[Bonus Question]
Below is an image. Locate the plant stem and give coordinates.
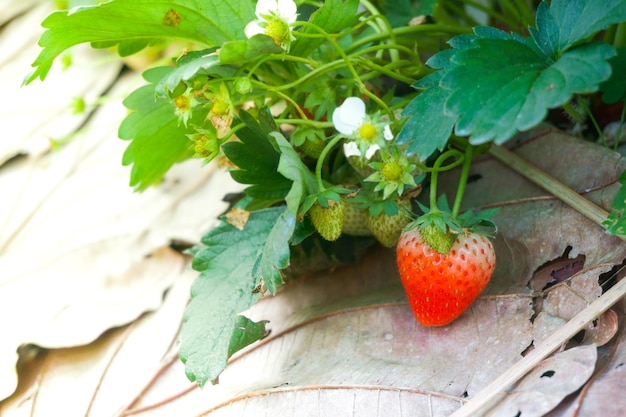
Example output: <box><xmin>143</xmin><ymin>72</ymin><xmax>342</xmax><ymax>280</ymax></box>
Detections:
<box><xmin>428</xmin><ymin>149</ymin><xmax>465</xmax><ymax>212</ymax></box>
<box><xmin>561</xmin><ymin>101</ymin><xmax>586</xmax><ymax>124</ymax></box>
<box><xmin>488</xmin><ymin>144</ymin><xmax>616</xmax><ymax>233</ymax></box>
<box><xmin>315</xmin><ymin>134</ymin><xmax>344</xmax><ymax>192</ymax></box>
<box><xmin>613</xmin><ymin>21</ymin><xmax>626</xmax><ymax>48</ymax></box>
<box><xmin>429</xmin><ymin>168</ymin><xmax>440</xmax><ymax>213</ymax></box>
<box><xmin>576</xmin><ymin>95</ymin><xmax>607</xmax><ymax>147</ymax></box>
<box><xmin>346</xmin><ymin>24</ymin><xmax>472</xmax><ymax>55</ymax></box>
<box><xmin>451</xmin><ymin>144</ymin><xmax>474</xmax><ymax>218</ymax></box>
<box><xmin>615</xmin><ymin>104</ymin><xmax>626</xmax><ymax>151</ymax></box>
<box><xmin>358</xmin><ymin>0</ymin><xmax>400</xmax><ymax>63</ymax></box>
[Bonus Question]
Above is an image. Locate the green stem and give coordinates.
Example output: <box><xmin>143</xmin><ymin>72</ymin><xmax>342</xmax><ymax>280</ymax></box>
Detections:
<box><xmin>297</xmin><ymin>21</ymin><xmax>395</xmax><ymax>121</ymax></box>
<box><xmin>429</xmin><ymin>168</ymin><xmax>440</xmax><ymax>213</ymax></box>
<box><xmin>315</xmin><ymin>134</ymin><xmax>344</xmax><ymax>192</ymax></box>
<box><xmin>421</xmin><ymin>150</ymin><xmax>465</xmax><ymax>173</ymax></box>
<box><xmin>511</xmin><ymin>0</ymin><xmax>535</xmax><ymax>28</ymax></box>
<box><xmin>452</xmin><ymin>144</ymin><xmax>474</xmax><ymax>218</ymax></box>
<box><xmin>439</xmin><ymin>0</ymin><xmax>481</xmax><ymax>27</ymax></box>
<box><xmin>358</xmin><ymin>59</ymin><xmax>416</xmax><ymax>85</ymax></box>
<box><xmin>613</xmin><ymin>21</ymin><xmax>626</xmax><ymax>48</ymax></box>
<box><xmin>562</xmin><ymin>101</ymin><xmax>586</xmax><ymax>124</ymax></box>
<box><xmin>575</xmin><ymin>95</ymin><xmax>607</xmax><ymax>147</ymax></box>
<box><xmin>428</xmin><ymin>149</ymin><xmax>465</xmax><ymax>211</ymax></box>
<box><xmin>274</xmin><ymin>118</ymin><xmax>333</xmax><ymax>129</ymax></box>
<box><xmin>495</xmin><ymin>0</ymin><xmax>531</xmax><ymax>31</ymax></box>
<box><xmin>346</xmin><ymin>24</ymin><xmax>472</xmax><ymax>55</ymax></box>
<box><xmin>358</xmin><ymin>0</ymin><xmax>400</xmax><ymax>63</ymax></box>
<box><xmin>615</xmin><ymin>104</ymin><xmax>626</xmax><ymax>151</ymax></box>
<box><xmin>217</xmin><ymin>122</ymin><xmax>246</xmax><ymax>145</ymax></box>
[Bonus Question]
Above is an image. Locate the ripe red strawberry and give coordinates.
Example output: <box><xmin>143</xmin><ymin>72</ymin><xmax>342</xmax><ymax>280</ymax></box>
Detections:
<box><xmin>396</xmin><ymin>225</ymin><xmax>496</xmax><ymax>326</ymax></box>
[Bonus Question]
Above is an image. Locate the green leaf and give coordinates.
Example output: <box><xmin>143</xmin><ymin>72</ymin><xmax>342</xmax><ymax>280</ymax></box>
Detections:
<box><xmin>154</xmin><ymin>48</ymin><xmax>235</xmax><ymax>96</ymax></box>
<box><xmin>396</xmin><ymin>82</ymin><xmax>457</xmax><ymax>159</ymax></box>
<box><xmin>228</xmin><ymin>316</ymin><xmax>269</xmax><ymax>358</ymax></box>
<box><xmin>378</xmin><ymin>0</ymin><xmax>437</xmax><ymax>27</ymax></box>
<box><xmin>180</xmin><ymin>206</ymin><xmax>291</xmax><ymax>386</ymax></box>
<box><xmin>291</xmin><ymin>0</ymin><xmax>360</xmax><ymax>57</ymax></box>
<box><xmin>601</xmin><ymin>47</ymin><xmax>626</xmax><ymax>104</ymax></box>
<box><xmin>219</xmin><ymin>35</ymin><xmax>284</xmax><ymax>65</ymax></box>
<box><xmin>25</xmin><ymin>0</ymin><xmax>255</xmax><ymax>83</ymax></box>
<box><xmin>399</xmin><ymin>2</ymin><xmax>626</xmax><ymax>156</ymax></box>
<box><xmin>222</xmin><ymin>112</ymin><xmax>292</xmax><ymax>202</ymax></box>
<box><xmin>119</xmin><ymin>66</ymin><xmax>204</xmax><ymax>190</ymax></box>
<box><xmin>269</xmin><ymin>132</ymin><xmax>319</xmax><ymax>215</ymax></box>
<box><xmin>251</xmin><ymin>208</ymin><xmax>296</xmax><ymax>293</ymax></box>
<box><xmin>443</xmin><ymin>27</ymin><xmax>615</xmax><ymax>144</ymax></box>
<box><xmin>396</xmin><ymin>49</ymin><xmax>459</xmax><ymax>158</ymax></box>
<box><xmin>529</xmin><ymin>0</ymin><xmax>626</xmax><ymax>59</ymax></box>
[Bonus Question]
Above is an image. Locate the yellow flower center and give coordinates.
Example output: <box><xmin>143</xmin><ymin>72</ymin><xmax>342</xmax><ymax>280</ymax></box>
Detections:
<box><xmin>194</xmin><ymin>134</ymin><xmax>210</xmax><ymax>157</ymax></box>
<box><xmin>381</xmin><ymin>161</ymin><xmax>403</xmax><ymax>182</ymax></box>
<box><xmin>265</xmin><ymin>17</ymin><xmax>290</xmax><ymax>47</ymax></box>
<box><xmin>358</xmin><ymin>123</ymin><xmax>377</xmax><ymax>142</ymax></box>
<box><xmin>211</xmin><ymin>99</ymin><xmax>230</xmax><ymax>116</ymax></box>
<box><xmin>193</xmin><ymin>134</ymin><xmax>218</xmax><ymax>158</ymax></box>
<box><xmin>174</xmin><ymin>94</ymin><xmax>191</xmax><ymax>112</ymax></box>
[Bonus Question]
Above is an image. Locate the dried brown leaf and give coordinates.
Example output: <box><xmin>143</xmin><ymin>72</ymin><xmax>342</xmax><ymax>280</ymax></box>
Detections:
<box><xmin>0</xmin><ymin>72</ymin><xmax>242</xmax><ymax>400</ymax></box>
<box><xmin>0</xmin><ymin>3</ymin><xmax>123</xmax><ymax>164</ymax></box>
<box><xmin>205</xmin><ymin>387</ymin><xmax>462</xmax><ymax>417</ymax></box>
<box><xmin>532</xmin><ymin>265</ymin><xmax>618</xmax><ymax>348</ymax></box>
<box><xmin>483</xmin><ymin>344</ymin><xmax>597</xmax><ymax>417</ymax></box>
<box><xmin>0</xmin><ymin>265</ymin><xmax>195</xmax><ymax>417</ymax></box>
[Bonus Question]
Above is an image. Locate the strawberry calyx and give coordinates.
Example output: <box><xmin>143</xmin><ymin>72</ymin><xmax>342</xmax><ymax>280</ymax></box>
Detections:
<box><xmin>419</xmin><ymin>222</ymin><xmax>456</xmax><ymax>254</ymax></box>
<box><xmin>403</xmin><ymin>195</ymin><xmax>499</xmax><ymax>254</ymax></box>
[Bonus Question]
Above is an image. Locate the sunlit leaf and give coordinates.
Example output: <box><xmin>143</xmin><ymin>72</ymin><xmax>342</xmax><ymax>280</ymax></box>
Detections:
<box><xmin>25</xmin><ymin>0</ymin><xmax>255</xmax><ymax>83</ymax></box>
<box><xmin>222</xmin><ymin>112</ymin><xmax>292</xmax><ymax>202</ymax></box>
<box><xmin>118</xmin><ymin>67</ymin><xmax>204</xmax><ymax>190</ymax></box>
<box><xmin>290</xmin><ymin>0</ymin><xmax>360</xmax><ymax>57</ymax></box>
<box><xmin>154</xmin><ymin>48</ymin><xmax>236</xmax><ymax>97</ymax></box>
<box><xmin>180</xmin><ymin>206</ymin><xmax>292</xmax><ymax>386</ymax></box>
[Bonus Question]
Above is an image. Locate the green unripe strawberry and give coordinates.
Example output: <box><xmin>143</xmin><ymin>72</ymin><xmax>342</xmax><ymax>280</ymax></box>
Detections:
<box><xmin>342</xmin><ymin>204</ymin><xmax>373</xmax><ymax>236</ymax></box>
<box><xmin>365</xmin><ymin>201</ymin><xmax>412</xmax><ymax>248</ymax></box>
<box><xmin>300</xmin><ymin>137</ymin><xmax>326</xmax><ymax>159</ymax></box>
<box><xmin>309</xmin><ymin>199</ymin><xmax>346</xmax><ymax>241</ymax></box>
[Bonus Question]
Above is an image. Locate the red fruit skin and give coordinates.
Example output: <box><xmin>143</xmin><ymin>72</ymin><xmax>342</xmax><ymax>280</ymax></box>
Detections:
<box><xmin>396</xmin><ymin>229</ymin><xmax>496</xmax><ymax>326</ymax></box>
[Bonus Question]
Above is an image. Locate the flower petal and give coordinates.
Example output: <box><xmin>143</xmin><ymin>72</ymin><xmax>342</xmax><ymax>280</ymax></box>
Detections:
<box><xmin>343</xmin><ymin>141</ymin><xmax>360</xmax><ymax>158</ymax></box>
<box><xmin>383</xmin><ymin>124</ymin><xmax>393</xmax><ymax>140</ymax></box>
<box><xmin>244</xmin><ymin>21</ymin><xmax>265</xmax><ymax>38</ymax></box>
<box><xmin>255</xmin><ymin>0</ymin><xmax>278</xmax><ymax>18</ymax></box>
<box><xmin>277</xmin><ymin>0</ymin><xmax>298</xmax><ymax>22</ymax></box>
<box><xmin>332</xmin><ymin>97</ymin><xmax>366</xmax><ymax>135</ymax></box>
<box><xmin>365</xmin><ymin>144</ymin><xmax>381</xmax><ymax>159</ymax></box>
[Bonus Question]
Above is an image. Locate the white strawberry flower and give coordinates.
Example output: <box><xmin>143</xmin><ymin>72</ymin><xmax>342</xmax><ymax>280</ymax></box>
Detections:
<box><xmin>332</xmin><ymin>96</ymin><xmax>393</xmax><ymax>160</ymax></box>
<box><xmin>244</xmin><ymin>0</ymin><xmax>298</xmax><ymax>51</ymax></box>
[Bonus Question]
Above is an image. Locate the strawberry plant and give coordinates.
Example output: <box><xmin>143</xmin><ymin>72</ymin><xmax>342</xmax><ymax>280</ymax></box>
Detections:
<box><xmin>25</xmin><ymin>0</ymin><xmax>626</xmax><ymax>395</ymax></box>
